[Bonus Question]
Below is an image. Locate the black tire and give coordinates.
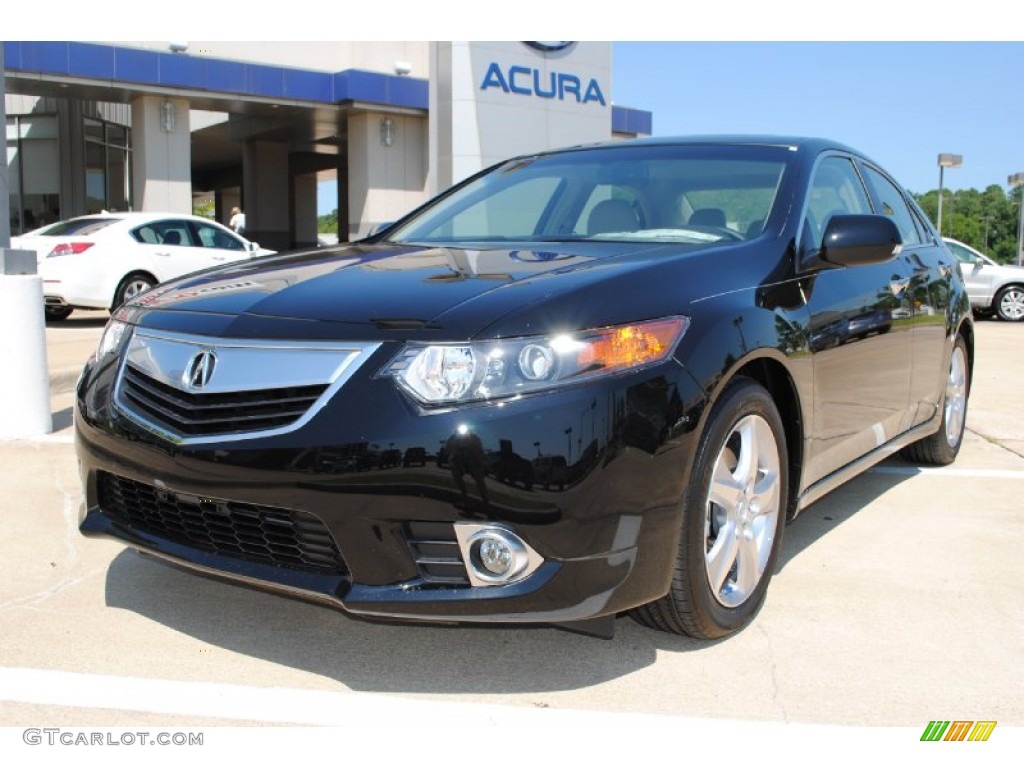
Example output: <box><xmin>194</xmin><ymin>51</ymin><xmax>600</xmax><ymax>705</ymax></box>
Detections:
<box><xmin>44</xmin><ymin>306</ymin><xmax>73</xmax><ymax>322</ymax></box>
<box><xmin>631</xmin><ymin>377</ymin><xmax>788</xmax><ymax>639</ymax></box>
<box><xmin>994</xmin><ymin>286</ymin><xmax>1024</xmax><ymax>322</ymax></box>
<box><xmin>900</xmin><ymin>335</ymin><xmax>969</xmax><ymax>466</ymax></box>
<box><xmin>113</xmin><ymin>273</ymin><xmax>156</xmax><ymax>309</ymax></box>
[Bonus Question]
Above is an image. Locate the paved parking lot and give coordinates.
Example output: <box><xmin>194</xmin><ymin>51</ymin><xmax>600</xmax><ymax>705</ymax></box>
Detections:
<box><xmin>2</xmin><ymin>314</ymin><xmax>1022</xmax><ymax>732</ymax></box>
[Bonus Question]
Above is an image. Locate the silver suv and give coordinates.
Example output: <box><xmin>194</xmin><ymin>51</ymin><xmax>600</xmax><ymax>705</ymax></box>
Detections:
<box><xmin>944</xmin><ymin>237</ymin><xmax>1024</xmax><ymax>321</ymax></box>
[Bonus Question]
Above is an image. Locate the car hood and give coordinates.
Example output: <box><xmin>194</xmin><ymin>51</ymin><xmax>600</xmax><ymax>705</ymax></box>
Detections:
<box><xmin>125</xmin><ymin>240</ymin><xmax>746</xmax><ymax>341</ymax></box>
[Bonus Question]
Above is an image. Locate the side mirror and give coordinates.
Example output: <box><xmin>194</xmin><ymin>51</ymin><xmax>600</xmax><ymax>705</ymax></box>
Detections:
<box><xmin>975</xmin><ymin>257</ymin><xmax>985</xmax><ymax>268</ymax></box>
<box><xmin>818</xmin><ymin>214</ymin><xmax>902</xmax><ymax>268</ymax></box>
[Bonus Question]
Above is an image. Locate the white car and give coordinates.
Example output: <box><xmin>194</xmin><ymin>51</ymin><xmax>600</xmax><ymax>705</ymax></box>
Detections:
<box><xmin>12</xmin><ymin>212</ymin><xmax>274</xmax><ymax>321</ymax></box>
<box><xmin>943</xmin><ymin>237</ymin><xmax>1024</xmax><ymax>321</ymax></box>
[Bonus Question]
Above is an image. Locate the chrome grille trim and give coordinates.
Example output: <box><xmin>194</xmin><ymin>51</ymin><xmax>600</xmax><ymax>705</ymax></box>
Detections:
<box><xmin>113</xmin><ymin>329</ymin><xmax>381</xmax><ymax>444</ymax></box>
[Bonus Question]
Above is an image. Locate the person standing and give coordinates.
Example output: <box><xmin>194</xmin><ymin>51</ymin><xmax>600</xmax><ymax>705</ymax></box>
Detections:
<box><xmin>229</xmin><ymin>206</ymin><xmax>246</xmax><ymax>235</ymax></box>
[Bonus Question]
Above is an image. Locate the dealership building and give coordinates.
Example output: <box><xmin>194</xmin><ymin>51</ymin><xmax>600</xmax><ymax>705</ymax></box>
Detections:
<box><xmin>3</xmin><ymin>41</ymin><xmax>651</xmax><ymax>250</ymax></box>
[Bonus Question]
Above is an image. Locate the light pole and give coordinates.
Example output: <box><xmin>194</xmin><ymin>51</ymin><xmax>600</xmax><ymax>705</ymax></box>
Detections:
<box><xmin>1010</xmin><ymin>173</ymin><xmax>1024</xmax><ymax>267</ymax></box>
<box><xmin>937</xmin><ymin>153</ymin><xmax>963</xmax><ymax>236</ymax></box>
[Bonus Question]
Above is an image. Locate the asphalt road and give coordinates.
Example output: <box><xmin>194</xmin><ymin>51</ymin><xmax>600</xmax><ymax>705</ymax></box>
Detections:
<box><xmin>2</xmin><ymin>314</ymin><xmax>1022</xmax><ymax>738</ymax></box>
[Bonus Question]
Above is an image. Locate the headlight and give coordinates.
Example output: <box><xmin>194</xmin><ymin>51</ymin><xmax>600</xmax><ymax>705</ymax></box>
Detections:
<box><xmin>383</xmin><ymin>317</ymin><xmax>689</xmax><ymax>405</ymax></box>
<box><xmin>95</xmin><ymin>318</ymin><xmax>132</xmax><ymax>360</ymax></box>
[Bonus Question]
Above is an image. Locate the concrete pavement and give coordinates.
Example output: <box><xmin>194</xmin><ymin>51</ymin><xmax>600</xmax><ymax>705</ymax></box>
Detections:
<box><xmin>1</xmin><ymin>318</ymin><xmax>1021</xmax><ymax>729</ymax></box>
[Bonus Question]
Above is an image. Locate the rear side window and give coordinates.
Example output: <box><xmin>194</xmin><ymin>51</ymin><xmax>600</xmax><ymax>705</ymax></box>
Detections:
<box><xmin>37</xmin><ymin>217</ymin><xmax>120</xmax><ymax>237</ymax></box>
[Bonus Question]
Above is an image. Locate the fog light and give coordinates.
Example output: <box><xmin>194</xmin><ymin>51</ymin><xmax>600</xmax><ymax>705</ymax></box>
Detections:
<box><xmin>478</xmin><ymin>537</ymin><xmax>514</xmax><ymax>576</ymax></box>
<box><xmin>454</xmin><ymin>524</ymin><xmax>544</xmax><ymax>587</ymax></box>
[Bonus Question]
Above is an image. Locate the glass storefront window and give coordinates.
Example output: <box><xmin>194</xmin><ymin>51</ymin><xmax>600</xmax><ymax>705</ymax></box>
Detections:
<box><xmin>83</xmin><ymin>116</ymin><xmax>132</xmax><ymax>214</ymax></box>
<box><xmin>7</xmin><ymin>115</ymin><xmax>61</xmax><ymax>234</ymax></box>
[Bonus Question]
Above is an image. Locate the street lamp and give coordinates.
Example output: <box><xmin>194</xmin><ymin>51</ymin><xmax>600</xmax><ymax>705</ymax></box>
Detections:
<box><xmin>937</xmin><ymin>153</ymin><xmax>963</xmax><ymax>236</ymax></box>
<box><xmin>1010</xmin><ymin>172</ymin><xmax>1024</xmax><ymax>267</ymax></box>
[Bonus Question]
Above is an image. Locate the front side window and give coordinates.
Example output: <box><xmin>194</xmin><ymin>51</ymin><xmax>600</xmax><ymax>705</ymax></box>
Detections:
<box><xmin>191</xmin><ymin>221</ymin><xmax>245</xmax><ymax>250</ymax></box>
<box><xmin>945</xmin><ymin>239</ymin><xmax>985</xmax><ymax>265</ymax></box>
<box><xmin>133</xmin><ymin>220</ymin><xmax>195</xmax><ymax>247</ymax></box>
<box><xmin>388</xmin><ymin>145</ymin><xmax>791</xmax><ymax>246</ymax></box>
<box><xmin>803</xmin><ymin>156</ymin><xmax>872</xmax><ymax>247</ymax></box>
<box><xmin>861</xmin><ymin>165</ymin><xmax>921</xmax><ymax>246</ymax></box>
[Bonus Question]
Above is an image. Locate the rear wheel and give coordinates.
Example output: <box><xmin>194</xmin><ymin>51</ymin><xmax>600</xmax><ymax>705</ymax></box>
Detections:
<box><xmin>44</xmin><ymin>306</ymin><xmax>73</xmax><ymax>322</ymax></box>
<box><xmin>995</xmin><ymin>286</ymin><xmax>1024</xmax><ymax>322</ymax></box>
<box><xmin>113</xmin><ymin>273</ymin><xmax>156</xmax><ymax>309</ymax></box>
<box><xmin>631</xmin><ymin>378</ymin><xmax>787</xmax><ymax>639</ymax></box>
<box><xmin>901</xmin><ymin>335</ymin><xmax>969</xmax><ymax>465</ymax></box>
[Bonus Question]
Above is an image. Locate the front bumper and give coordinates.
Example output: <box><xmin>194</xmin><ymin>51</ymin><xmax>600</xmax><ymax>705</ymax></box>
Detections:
<box><xmin>76</xmin><ymin>344</ymin><xmax>706</xmax><ymax>627</ymax></box>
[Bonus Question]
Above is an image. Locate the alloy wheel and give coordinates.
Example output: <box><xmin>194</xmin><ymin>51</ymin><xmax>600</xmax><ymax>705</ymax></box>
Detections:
<box><xmin>998</xmin><ymin>288</ymin><xmax>1024</xmax><ymax>321</ymax></box>
<box><xmin>704</xmin><ymin>414</ymin><xmax>782</xmax><ymax>608</ymax></box>
<box><xmin>945</xmin><ymin>344</ymin><xmax>968</xmax><ymax>448</ymax></box>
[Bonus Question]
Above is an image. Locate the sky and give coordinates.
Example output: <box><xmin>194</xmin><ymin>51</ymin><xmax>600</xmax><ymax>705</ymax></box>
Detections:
<box><xmin>611</xmin><ymin>42</ymin><xmax>1022</xmax><ymax>196</ymax></box>
<box><xmin>316</xmin><ymin>40</ymin><xmax>1021</xmax><ymax>215</ymax></box>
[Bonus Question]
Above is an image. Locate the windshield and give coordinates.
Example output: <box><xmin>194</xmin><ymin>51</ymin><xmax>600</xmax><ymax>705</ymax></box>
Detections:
<box><xmin>389</xmin><ymin>144</ymin><xmax>792</xmax><ymax>246</ymax></box>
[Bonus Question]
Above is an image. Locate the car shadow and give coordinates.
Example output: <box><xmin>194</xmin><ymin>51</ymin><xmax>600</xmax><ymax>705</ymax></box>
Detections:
<box><xmin>103</xmin><ymin>552</ymin><xmax>715</xmax><ymax>695</ymax></box>
<box><xmin>776</xmin><ymin>458</ymin><xmax>917</xmax><ymax>571</ymax></box>
<box><xmin>100</xmin><ymin>457</ymin><xmax>918</xmax><ymax>694</ymax></box>
<box><xmin>51</xmin><ymin>406</ymin><xmax>73</xmax><ymax>432</ymax></box>
<box><xmin>47</xmin><ymin>317</ymin><xmax>108</xmax><ymax>328</ymax></box>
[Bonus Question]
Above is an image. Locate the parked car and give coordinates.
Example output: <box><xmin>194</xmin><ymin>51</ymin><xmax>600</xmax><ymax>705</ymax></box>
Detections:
<box><xmin>12</xmin><ymin>212</ymin><xmax>273</xmax><ymax>321</ymax></box>
<box><xmin>76</xmin><ymin>137</ymin><xmax>973</xmax><ymax>640</ymax></box>
<box><xmin>943</xmin><ymin>237</ymin><xmax>1024</xmax><ymax>321</ymax></box>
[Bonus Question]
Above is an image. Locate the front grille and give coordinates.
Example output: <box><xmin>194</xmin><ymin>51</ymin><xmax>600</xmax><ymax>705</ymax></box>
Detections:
<box><xmin>119</xmin><ymin>364</ymin><xmax>327</xmax><ymax>437</ymax></box>
<box><xmin>406</xmin><ymin>521</ymin><xmax>469</xmax><ymax>585</ymax></box>
<box><xmin>99</xmin><ymin>472</ymin><xmax>346</xmax><ymax>574</ymax></box>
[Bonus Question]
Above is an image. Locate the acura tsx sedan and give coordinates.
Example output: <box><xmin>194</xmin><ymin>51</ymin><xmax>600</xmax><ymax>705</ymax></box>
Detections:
<box><xmin>76</xmin><ymin>137</ymin><xmax>973</xmax><ymax>640</ymax></box>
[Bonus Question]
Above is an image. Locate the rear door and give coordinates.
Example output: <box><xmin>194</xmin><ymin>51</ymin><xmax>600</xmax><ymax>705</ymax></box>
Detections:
<box><xmin>859</xmin><ymin>164</ymin><xmax>951</xmax><ymax>430</ymax></box>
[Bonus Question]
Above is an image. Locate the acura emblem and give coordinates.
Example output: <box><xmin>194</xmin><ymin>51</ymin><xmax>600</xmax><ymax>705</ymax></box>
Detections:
<box><xmin>183</xmin><ymin>350</ymin><xmax>217</xmax><ymax>390</ymax></box>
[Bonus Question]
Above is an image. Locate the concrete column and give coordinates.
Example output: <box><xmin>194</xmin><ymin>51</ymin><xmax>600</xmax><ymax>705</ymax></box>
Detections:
<box><xmin>131</xmin><ymin>95</ymin><xmax>192</xmax><ymax>212</ymax></box>
<box><xmin>1</xmin><ymin>47</ymin><xmax>52</xmax><ymax>436</ymax></box>
<box><xmin>293</xmin><ymin>173</ymin><xmax>318</xmax><ymax>249</ymax></box>
<box><xmin>347</xmin><ymin>112</ymin><xmax>428</xmax><ymax>240</ymax></box>
<box><xmin>242</xmin><ymin>141</ymin><xmax>289</xmax><ymax>251</ymax></box>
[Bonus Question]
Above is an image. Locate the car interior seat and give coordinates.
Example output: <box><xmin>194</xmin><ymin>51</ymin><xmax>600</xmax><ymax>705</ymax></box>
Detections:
<box><xmin>688</xmin><ymin>208</ymin><xmax>727</xmax><ymax>228</ymax></box>
<box><xmin>586</xmin><ymin>199</ymin><xmax>639</xmax><ymax>236</ymax></box>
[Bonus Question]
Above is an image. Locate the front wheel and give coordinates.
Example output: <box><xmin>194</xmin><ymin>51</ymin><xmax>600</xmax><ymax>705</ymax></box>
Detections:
<box><xmin>995</xmin><ymin>286</ymin><xmax>1024</xmax><ymax>322</ymax></box>
<box><xmin>631</xmin><ymin>378</ymin><xmax>787</xmax><ymax>639</ymax></box>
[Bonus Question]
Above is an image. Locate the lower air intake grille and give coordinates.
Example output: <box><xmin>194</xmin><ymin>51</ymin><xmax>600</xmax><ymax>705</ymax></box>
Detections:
<box><xmin>406</xmin><ymin>521</ymin><xmax>469</xmax><ymax>585</ymax></box>
<box><xmin>98</xmin><ymin>472</ymin><xmax>345</xmax><ymax>574</ymax></box>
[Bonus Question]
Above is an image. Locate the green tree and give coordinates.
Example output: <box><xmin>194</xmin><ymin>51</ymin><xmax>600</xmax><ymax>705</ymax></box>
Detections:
<box><xmin>913</xmin><ymin>184</ymin><xmax>1021</xmax><ymax>264</ymax></box>
<box><xmin>317</xmin><ymin>209</ymin><xmax>338</xmax><ymax>234</ymax></box>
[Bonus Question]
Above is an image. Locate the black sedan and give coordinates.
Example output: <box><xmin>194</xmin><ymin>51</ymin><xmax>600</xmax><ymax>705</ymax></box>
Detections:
<box><xmin>76</xmin><ymin>137</ymin><xmax>973</xmax><ymax>640</ymax></box>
